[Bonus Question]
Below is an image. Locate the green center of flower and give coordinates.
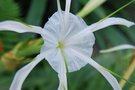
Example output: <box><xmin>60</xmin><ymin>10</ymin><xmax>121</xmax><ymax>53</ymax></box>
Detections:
<box><xmin>58</xmin><ymin>41</ymin><xmax>64</xmax><ymax>49</ymax></box>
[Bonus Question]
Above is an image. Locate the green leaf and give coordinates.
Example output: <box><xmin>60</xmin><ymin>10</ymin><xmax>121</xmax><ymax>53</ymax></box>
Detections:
<box><xmin>0</xmin><ymin>0</ymin><xmax>20</xmax><ymax>20</ymax></box>
<box><xmin>25</xmin><ymin>0</ymin><xmax>47</xmax><ymax>25</ymax></box>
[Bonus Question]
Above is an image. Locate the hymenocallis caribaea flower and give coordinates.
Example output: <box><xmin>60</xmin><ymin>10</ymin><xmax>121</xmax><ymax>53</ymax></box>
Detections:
<box><xmin>0</xmin><ymin>0</ymin><xmax>135</xmax><ymax>90</ymax></box>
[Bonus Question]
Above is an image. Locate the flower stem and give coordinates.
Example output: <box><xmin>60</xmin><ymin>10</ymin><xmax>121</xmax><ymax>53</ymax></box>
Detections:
<box><xmin>77</xmin><ymin>0</ymin><xmax>106</xmax><ymax>18</ymax></box>
<box><xmin>119</xmin><ymin>57</ymin><xmax>135</xmax><ymax>88</ymax></box>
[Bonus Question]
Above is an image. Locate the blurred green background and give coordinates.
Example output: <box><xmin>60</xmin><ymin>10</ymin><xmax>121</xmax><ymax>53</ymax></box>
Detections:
<box><xmin>0</xmin><ymin>0</ymin><xmax>135</xmax><ymax>90</ymax></box>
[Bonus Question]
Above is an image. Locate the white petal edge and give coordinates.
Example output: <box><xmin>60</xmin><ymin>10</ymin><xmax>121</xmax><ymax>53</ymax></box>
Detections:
<box><xmin>68</xmin><ymin>17</ymin><xmax>135</xmax><ymax>41</ymax></box>
<box><xmin>100</xmin><ymin>44</ymin><xmax>135</xmax><ymax>53</ymax></box>
<box><xmin>9</xmin><ymin>49</ymin><xmax>54</xmax><ymax>90</ymax></box>
<box><xmin>0</xmin><ymin>21</ymin><xmax>45</xmax><ymax>34</ymax></box>
<box><xmin>70</xmin><ymin>48</ymin><xmax>122</xmax><ymax>90</ymax></box>
<box><xmin>57</xmin><ymin>50</ymin><xmax>67</xmax><ymax>90</ymax></box>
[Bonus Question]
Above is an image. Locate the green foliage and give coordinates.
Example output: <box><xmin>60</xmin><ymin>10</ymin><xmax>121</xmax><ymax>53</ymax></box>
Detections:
<box><xmin>0</xmin><ymin>0</ymin><xmax>21</xmax><ymax>53</ymax></box>
<box><xmin>79</xmin><ymin>0</ymin><xmax>89</xmax><ymax>5</ymax></box>
<box><xmin>0</xmin><ymin>0</ymin><xmax>20</xmax><ymax>20</ymax></box>
<box><xmin>0</xmin><ymin>31</ymin><xmax>21</xmax><ymax>52</ymax></box>
<box><xmin>25</xmin><ymin>0</ymin><xmax>47</xmax><ymax>25</ymax></box>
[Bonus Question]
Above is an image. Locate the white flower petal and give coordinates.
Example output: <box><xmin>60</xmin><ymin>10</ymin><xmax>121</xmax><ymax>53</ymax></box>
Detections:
<box><xmin>41</xmin><ymin>47</ymin><xmax>59</xmax><ymax>72</ymax></box>
<box><xmin>63</xmin><ymin>48</ymin><xmax>87</xmax><ymax>72</ymax></box>
<box><xmin>44</xmin><ymin>11</ymin><xmax>88</xmax><ymax>41</ymax></box>
<box><xmin>0</xmin><ymin>21</ymin><xmax>56</xmax><ymax>43</ymax></box>
<box><xmin>100</xmin><ymin>44</ymin><xmax>135</xmax><ymax>53</ymax></box>
<box><xmin>57</xmin><ymin>0</ymin><xmax>63</xmax><ymax>22</ymax></box>
<box><xmin>42</xmin><ymin>48</ymin><xmax>67</xmax><ymax>90</ymax></box>
<box><xmin>9</xmin><ymin>53</ymin><xmax>45</xmax><ymax>90</ymax></box>
<box><xmin>64</xmin><ymin>0</ymin><xmax>71</xmax><ymax>26</ymax></box>
<box><xmin>65</xmin><ymin>0</ymin><xmax>71</xmax><ymax>15</ymax></box>
<box><xmin>9</xmin><ymin>48</ymin><xmax>55</xmax><ymax>90</ymax></box>
<box><xmin>65</xmin><ymin>29</ymin><xmax>95</xmax><ymax>59</ymax></box>
<box><xmin>63</xmin><ymin>15</ymin><xmax>88</xmax><ymax>40</ymax></box>
<box><xmin>68</xmin><ymin>17</ymin><xmax>134</xmax><ymax>40</ymax></box>
<box><xmin>0</xmin><ymin>21</ymin><xmax>45</xmax><ymax>34</ymax></box>
<box><xmin>58</xmin><ymin>65</ymin><xmax>67</xmax><ymax>90</ymax></box>
<box><xmin>70</xmin><ymin>48</ymin><xmax>121</xmax><ymax>90</ymax></box>
<box><xmin>63</xmin><ymin>30</ymin><xmax>95</xmax><ymax>72</ymax></box>
<box><xmin>58</xmin><ymin>50</ymin><xmax>67</xmax><ymax>90</ymax></box>
<box><xmin>57</xmin><ymin>0</ymin><xmax>62</xmax><ymax>12</ymax></box>
<box><xmin>41</xmin><ymin>30</ymin><xmax>59</xmax><ymax>45</ymax></box>
<box><xmin>43</xmin><ymin>47</ymin><xmax>60</xmax><ymax>72</ymax></box>
<box><xmin>86</xmin><ymin>17</ymin><xmax>135</xmax><ymax>32</ymax></box>
<box><xmin>44</xmin><ymin>12</ymin><xmax>63</xmax><ymax>40</ymax></box>
<box><xmin>44</xmin><ymin>11</ymin><xmax>95</xmax><ymax>72</ymax></box>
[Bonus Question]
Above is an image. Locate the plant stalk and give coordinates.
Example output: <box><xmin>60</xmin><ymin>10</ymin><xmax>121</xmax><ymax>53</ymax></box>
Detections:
<box><xmin>119</xmin><ymin>57</ymin><xmax>135</xmax><ymax>88</ymax></box>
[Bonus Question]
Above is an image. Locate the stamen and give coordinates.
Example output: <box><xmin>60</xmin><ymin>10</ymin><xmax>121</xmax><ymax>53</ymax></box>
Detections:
<box><xmin>58</xmin><ymin>42</ymin><xmax>64</xmax><ymax>48</ymax></box>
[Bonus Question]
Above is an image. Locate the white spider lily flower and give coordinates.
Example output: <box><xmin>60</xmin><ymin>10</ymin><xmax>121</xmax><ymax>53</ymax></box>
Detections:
<box><xmin>100</xmin><ymin>44</ymin><xmax>135</xmax><ymax>53</ymax></box>
<box><xmin>0</xmin><ymin>0</ymin><xmax>135</xmax><ymax>90</ymax></box>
